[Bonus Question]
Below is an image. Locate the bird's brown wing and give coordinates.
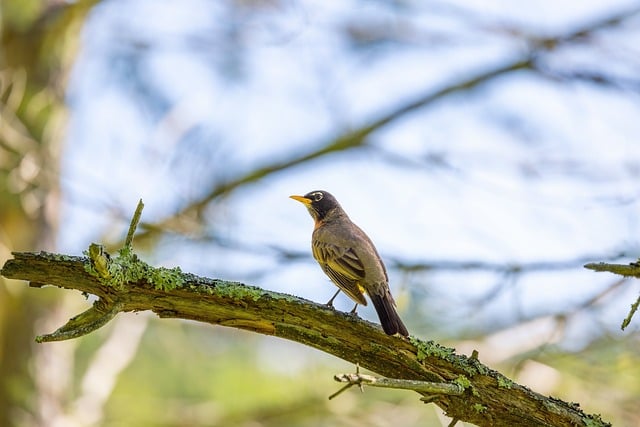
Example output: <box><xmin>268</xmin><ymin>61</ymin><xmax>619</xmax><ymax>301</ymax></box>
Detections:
<box><xmin>312</xmin><ymin>240</ymin><xmax>368</xmax><ymax>305</ymax></box>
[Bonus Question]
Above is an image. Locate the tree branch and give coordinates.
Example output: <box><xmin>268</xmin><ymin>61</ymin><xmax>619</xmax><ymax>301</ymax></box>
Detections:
<box><xmin>584</xmin><ymin>261</ymin><xmax>640</xmax><ymax>330</ymax></box>
<box><xmin>583</xmin><ymin>262</ymin><xmax>640</xmax><ymax>278</ymax></box>
<box><xmin>1</xmin><ymin>251</ymin><xmax>610</xmax><ymax>427</ymax></box>
<box><xmin>331</xmin><ymin>368</ymin><xmax>465</xmax><ymax>398</ymax></box>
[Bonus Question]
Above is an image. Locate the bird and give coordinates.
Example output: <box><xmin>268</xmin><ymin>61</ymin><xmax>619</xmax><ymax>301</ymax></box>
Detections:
<box><xmin>290</xmin><ymin>190</ymin><xmax>409</xmax><ymax>337</ymax></box>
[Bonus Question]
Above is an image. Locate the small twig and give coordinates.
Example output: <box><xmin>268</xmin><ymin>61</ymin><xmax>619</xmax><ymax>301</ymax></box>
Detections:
<box><xmin>328</xmin><ymin>383</ymin><xmax>356</xmax><ymax>400</ymax></box>
<box><xmin>124</xmin><ymin>199</ymin><xmax>145</xmax><ymax>249</ymax></box>
<box><xmin>621</xmin><ymin>294</ymin><xmax>640</xmax><ymax>330</ymax></box>
<box><xmin>331</xmin><ymin>367</ymin><xmax>464</xmax><ymax>399</ymax></box>
<box><xmin>36</xmin><ymin>300</ymin><xmax>124</xmax><ymax>342</ymax></box>
<box><xmin>329</xmin><ymin>363</ymin><xmax>362</xmax><ymax>400</ymax></box>
<box><xmin>583</xmin><ymin>262</ymin><xmax>640</xmax><ymax>278</ymax></box>
<box><xmin>88</xmin><ymin>243</ymin><xmax>111</xmax><ymax>279</ymax></box>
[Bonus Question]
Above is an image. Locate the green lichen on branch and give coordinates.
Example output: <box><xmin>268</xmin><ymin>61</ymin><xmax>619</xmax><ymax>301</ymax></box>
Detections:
<box><xmin>408</xmin><ymin>337</ymin><xmax>492</xmax><ymax>378</ymax></box>
<box><xmin>410</xmin><ymin>337</ymin><xmax>456</xmax><ymax>362</ymax></box>
<box><xmin>84</xmin><ymin>244</ymin><xmax>183</xmax><ymax>291</ymax></box>
<box><xmin>584</xmin><ymin>413</ymin><xmax>609</xmax><ymax>427</ymax></box>
<box><xmin>453</xmin><ymin>375</ymin><xmax>479</xmax><ymax>397</ymax></box>
<box><xmin>82</xmin><ymin>199</ymin><xmax>183</xmax><ymax>292</ymax></box>
<box><xmin>213</xmin><ymin>280</ymin><xmax>268</xmax><ymax>301</ymax></box>
<box><xmin>497</xmin><ymin>375</ymin><xmax>514</xmax><ymax>389</ymax></box>
<box><xmin>472</xmin><ymin>403</ymin><xmax>488</xmax><ymax>414</ymax></box>
<box><xmin>454</xmin><ymin>375</ymin><xmax>472</xmax><ymax>390</ymax></box>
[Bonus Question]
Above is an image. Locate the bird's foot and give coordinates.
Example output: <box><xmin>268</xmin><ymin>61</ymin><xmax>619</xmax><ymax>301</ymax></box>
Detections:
<box><xmin>325</xmin><ymin>289</ymin><xmax>341</xmax><ymax>308</ymax></box>
<box><xmin>349</xmin><ymin>304</ymin><xmax>358</xmax><ymax>316</ymax></box>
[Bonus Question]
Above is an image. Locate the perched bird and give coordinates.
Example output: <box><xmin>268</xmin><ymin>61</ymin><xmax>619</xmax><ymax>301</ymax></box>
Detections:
<box><xmin>290</xmin><ymin>190</ymin><xmax>409</xmax><ymax>337</ymax></box>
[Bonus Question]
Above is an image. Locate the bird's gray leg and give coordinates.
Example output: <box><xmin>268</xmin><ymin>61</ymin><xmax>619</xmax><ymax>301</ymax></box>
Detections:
<box><xmin>349</xmin><ymin>303</ymin><xmax>358</xmax><ymax>315</ymax></box>
<box><xmin>326</xmin><ymin>289</ymin><xmax>341</xmax><ymax>307</ymax></box>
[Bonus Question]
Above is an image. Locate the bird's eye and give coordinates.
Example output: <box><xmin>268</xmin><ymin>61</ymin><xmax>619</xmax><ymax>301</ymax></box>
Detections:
<box><xmin>312</xmin><ymin>192</ymin><xmax>323</xmax><ymax>201</ymax></box>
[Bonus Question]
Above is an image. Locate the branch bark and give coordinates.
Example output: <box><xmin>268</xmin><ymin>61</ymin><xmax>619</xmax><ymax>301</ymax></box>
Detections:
<box><xmin>1</xmin><ymin>251</ymin><xmax>610</xmax><ymax>427</ymax></box>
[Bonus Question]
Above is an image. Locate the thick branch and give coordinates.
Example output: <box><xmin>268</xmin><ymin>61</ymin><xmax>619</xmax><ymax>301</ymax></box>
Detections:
<box><xmin>2</xmin><ymin>252</ymin><xmax>609</xmax><ymax>427</ymax></box>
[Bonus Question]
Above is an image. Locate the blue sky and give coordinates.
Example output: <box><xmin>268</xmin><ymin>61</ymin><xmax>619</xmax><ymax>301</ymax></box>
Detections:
<box><xmin>60</xmin><ymin>0</ymin><xmax>640</xmax><ymax>346</ymax></box>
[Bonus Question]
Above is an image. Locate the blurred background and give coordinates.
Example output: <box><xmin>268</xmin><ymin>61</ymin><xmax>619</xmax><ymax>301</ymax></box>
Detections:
<box><xmin>2</xmin><ymin>0</ymin><xmax>640</xmax><ymax>426</ymax></box>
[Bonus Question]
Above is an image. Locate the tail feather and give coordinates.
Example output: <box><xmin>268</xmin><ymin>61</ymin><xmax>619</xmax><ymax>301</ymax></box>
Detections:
<box><xmin>369</xmin><ymin>292</ymin><xmax>409</xmax><ymax>337</ymax></box>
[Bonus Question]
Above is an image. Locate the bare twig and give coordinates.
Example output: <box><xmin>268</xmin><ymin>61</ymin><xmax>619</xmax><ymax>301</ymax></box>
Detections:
<box><xmin>332</xmin><ymin>372</ymin><xmax>464</xmax><ymax>396</ymax></box>
<box><xmin>583</xmin><ymin>262</ymin><xmax>640</xmax><ymax>278</ymax></box>
<box><xmin>36</xmin><ymin>300</ymin><xmax>124</xmax><ymax>343</ymax></box>
<box><xmin>584</xmin><ymin>261</ymin><xmax>640</xmax><ymax>329</ymax></box>
<box><xmin>124</xmin><ymin>199</ymin><xmax>144</xmax><ymax>249</ymax></box>
<box><xmin>621</xmin><ymin>295</ymin><xmax>640</xmax><ymax>330</ymax></box>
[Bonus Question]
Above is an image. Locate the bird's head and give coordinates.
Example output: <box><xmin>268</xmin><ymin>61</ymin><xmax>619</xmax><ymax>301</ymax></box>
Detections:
<box><xmin>290</xmin><ymin>190</ymin><xmax>342</xmax><ymax>222</ymax></box>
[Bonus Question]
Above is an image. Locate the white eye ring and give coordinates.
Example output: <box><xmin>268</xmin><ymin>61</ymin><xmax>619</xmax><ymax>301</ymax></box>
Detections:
<box><xmin>311</xmin><ymin>192</ymin><xmax>323</xmax><ymax>201</ymax></box>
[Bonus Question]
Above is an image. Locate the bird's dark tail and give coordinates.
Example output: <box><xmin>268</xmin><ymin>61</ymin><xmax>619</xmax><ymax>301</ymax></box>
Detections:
<box><xmin>369</xmin><ymin>292</ymin><xmax>409</xmax><ymax>337</ymax></box>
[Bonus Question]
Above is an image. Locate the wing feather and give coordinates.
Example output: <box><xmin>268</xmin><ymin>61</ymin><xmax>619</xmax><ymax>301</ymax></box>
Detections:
<box><xmin>312</xmin><ymin>240</ymin><xmax>367</xmax><ymax>305</ymax></box>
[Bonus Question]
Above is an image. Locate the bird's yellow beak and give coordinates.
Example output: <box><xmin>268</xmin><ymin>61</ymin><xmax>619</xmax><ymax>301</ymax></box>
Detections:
<box><xmin>289</xmin><ymin>195</ymin><xmax>312</xmax><ymax>206</ymax></box>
